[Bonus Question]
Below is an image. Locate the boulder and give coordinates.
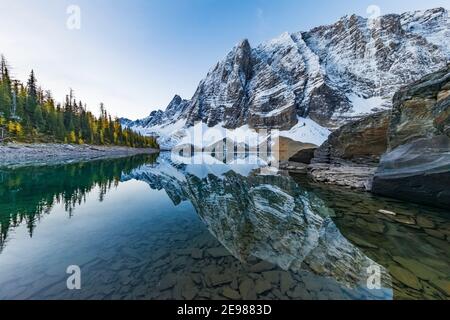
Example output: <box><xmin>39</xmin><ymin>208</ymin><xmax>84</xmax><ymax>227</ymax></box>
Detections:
<box><xmin>289</xmin><ymin>148</ymin><xmax>317</xmax><ymax>164</ymax></box>
<box><xmin>274</xmin><ymin>136</ymin><xmax>318</xmax><ymax>162</ymax></box>
<box><xmin>311</xmin><ymin>111</ymin><xmax>390</xmax><ymax>165</ymax></box>
<box><xmin>308</xmin><ymin>111</ymin><xmax>390</xmax><ymax>190</ymax></box>
<box><xmin>372</xmin><ymin>136</ymin><xmax>450</xmax><ymax>208</ymax></box>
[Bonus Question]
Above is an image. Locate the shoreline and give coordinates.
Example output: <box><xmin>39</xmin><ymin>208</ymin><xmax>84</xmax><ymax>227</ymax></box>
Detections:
<box><xmin>0</xmin><ymin>143</ymin><xmax>159</xmax><ymax>168</ymax></box>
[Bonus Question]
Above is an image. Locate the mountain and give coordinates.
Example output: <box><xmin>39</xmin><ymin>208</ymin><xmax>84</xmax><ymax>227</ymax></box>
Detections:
<box><xmin>120</xmin><ymin>95</ymin><xmax>189</xmax><ymax>129</ymax></box>
<box><xmin>122</xmin><ymin>7</ymin><xmax>450</xmax><ymax>149</ymax></box>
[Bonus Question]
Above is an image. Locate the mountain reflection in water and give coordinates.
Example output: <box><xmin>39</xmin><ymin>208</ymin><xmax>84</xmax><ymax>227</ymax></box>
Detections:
<box><xmin>0</xmin><ymin>153</ymin><xmax>448</xmax><ymax>300</ymax></box>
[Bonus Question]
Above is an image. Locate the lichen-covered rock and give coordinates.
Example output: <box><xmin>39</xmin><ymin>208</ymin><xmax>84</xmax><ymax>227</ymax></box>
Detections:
<box><xmin>372</xmin><ymin>64</ymin><xmax>450</xmax><ymax>208</ymax></box>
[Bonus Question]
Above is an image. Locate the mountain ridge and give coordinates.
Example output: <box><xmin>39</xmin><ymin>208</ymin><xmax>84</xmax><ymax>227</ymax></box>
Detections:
<box><xmin>122</xmin><ymin>7</ymin><xmax>450</xmax><ymax>149</ymax></box>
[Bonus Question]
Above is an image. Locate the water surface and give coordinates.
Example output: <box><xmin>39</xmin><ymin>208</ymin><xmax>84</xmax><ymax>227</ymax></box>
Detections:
<box><xmin>0</xmin><ymin>153</ymin><xmax>448</xmax><ymax>300</ymax></box>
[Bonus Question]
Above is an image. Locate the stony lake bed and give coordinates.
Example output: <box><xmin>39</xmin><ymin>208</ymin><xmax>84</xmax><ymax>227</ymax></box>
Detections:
<box><xmin>0</xmin><ymin>153</ymin><xmax>448</xmax><ymax>300</ymax></box>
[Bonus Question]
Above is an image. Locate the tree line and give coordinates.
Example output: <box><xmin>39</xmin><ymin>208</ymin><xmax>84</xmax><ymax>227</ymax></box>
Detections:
<box><xmin>0</xmin><ymin>55</ymin><xmax>158</xmax><ymax>148</ymax></box>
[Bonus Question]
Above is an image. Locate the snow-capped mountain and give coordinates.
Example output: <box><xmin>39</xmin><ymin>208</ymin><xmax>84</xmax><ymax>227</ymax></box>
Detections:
<box><xmin>121</xmin><ymin>95</ymin><xmax>189</xmax><ymax>129</ymax></box>
<box><xmin>122</xmin><ymin>7</ymin><xmax>450</xmax><ymax>149</ymax></box>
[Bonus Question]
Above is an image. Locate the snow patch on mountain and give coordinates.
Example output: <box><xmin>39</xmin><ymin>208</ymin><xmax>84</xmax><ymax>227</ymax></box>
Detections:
<box><xmin>277</xmin><ymin>118</ymin><xmax>331</xmax><ymax>146</ymax></box>
<box><xmin>343</xmin><ymin>95</ymin><xmax>389</xmax><ymax>117</ymax></box>
<box><xmin>124</xmin><ymin>118</ymin><xmax>187</xmax><ymax>149</ymax></box>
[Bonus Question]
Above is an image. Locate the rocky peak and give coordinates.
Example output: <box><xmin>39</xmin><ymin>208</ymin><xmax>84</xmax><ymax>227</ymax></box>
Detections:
<box><xmin>186</xmin><ymin>39</ymin><xmax>254</xmax><ymax>128</ymax></box>
<box><xmin>164</xmin><ymin>94</ymin><xmax>189</xmax><ymax>122</ymax></box>
<box><xmin>234</xmin><ymin>39</ymin><xmax>253</xmax><ymax>81</ymax></box>
<box><xmin>127</xmin><ymin>7</ymin><xmax>450</xmax><ymax>147</ymax></box>
<box><xmin>400</xmin><ymin>7</ymin><xmax>450</xmax><ymax>56</ymax></box>
<box><xmin>168</xmin><ymin>94</ymin><xmax>182</xmax><ymax>106</ymax></box>
<box><xmin>401</xmin><ymin>7</ymin><xmax>448</xmax><ymax>30</ymax></box>
<box><xmin>120</xmin><ymin>94</ymin><xmax>189</xmax><ymax>129</ymax></box>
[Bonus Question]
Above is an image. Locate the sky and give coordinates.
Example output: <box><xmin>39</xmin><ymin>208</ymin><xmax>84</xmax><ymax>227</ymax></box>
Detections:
<box><xmin>0</xmin><ymin>0</ymin><xmax>449</xmax><ymax>119</ymax></box>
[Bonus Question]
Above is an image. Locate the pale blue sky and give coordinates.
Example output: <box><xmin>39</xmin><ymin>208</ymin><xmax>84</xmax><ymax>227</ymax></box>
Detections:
<box><xmin>0</xmin><ymin>0</ymin><xmax>448</xmax><ymax>119</ymax></box>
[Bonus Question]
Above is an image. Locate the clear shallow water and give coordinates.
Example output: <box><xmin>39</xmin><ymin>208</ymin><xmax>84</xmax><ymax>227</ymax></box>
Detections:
<box><xmin>0</xmin><ymin>153</ymin><xmax>448</xmax><ymax>300</ymax></box>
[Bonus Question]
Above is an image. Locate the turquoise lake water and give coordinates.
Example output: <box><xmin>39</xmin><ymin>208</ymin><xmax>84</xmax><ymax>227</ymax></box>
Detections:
<box><xmin>0</xmin><ymin>153</ymin><xmax>448</xmax><ymax>300</ymax></box>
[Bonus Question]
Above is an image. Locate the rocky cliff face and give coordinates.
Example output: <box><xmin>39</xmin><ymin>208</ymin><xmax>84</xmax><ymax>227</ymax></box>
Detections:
<box><xmin>123</xmin><ymin>7</ymin><xmax>449</xmax><ymax>141</ymax></box>
<box><xmin>387</xmin><ymin>67</ymin><xmax>450</xmax><ymax>149</ymax></box>
<box><xmin>372</xmin><ymin>64</ymin><xmax>450</xmax><ymax>208</ymax></box>
<box><xmin>186</xmin><ymin>39</ymin><xmax>254</xmax><ymax>129</ymax></box>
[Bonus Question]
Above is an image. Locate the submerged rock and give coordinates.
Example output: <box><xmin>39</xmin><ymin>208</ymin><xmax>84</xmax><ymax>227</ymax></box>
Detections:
<box><xmin>431</xmin><ymin>279</ymin><xmax>450</xmax><ymax>296</ymax></box>
<box><xmin>255</xmin><ymin>279</ymin><xmax>272</xmax><ymax>295</ymax></box>
<box><xmin>239</xmin><ymin>278</ymin><xmax>257</xmax><ymax>300</ymax></box>
<box><xmin>249</xmin><ymin>261</ymin><xmax>276</xmax><ymax>273</ymax></box>
<box><xmin>207</xmin><ymin>247</ymin><xmax>232</xmax><ymax>258</ymax></box>
<box><xmin>392</xmin><ymin>256</ymin><xmax>444</xmax><ymax>281</ymax></box>
<box><xmin>390</xmin><ymin>266</ymin><xmax>422</xmax><ymax>290</ymax></box>
<box><xmin>207</xmin><ymin>273</ymin><xmax>234</xmax><ymax>287</ymax></box>
<box><xmin>222</xmin><ymin>287</ymin><xmax>241</xmax><ymax>300</ymax></box>
<box><xmin>280</xmin><ymin>272</ymin><xmax>295</xmax><ymax>294</ymax></box>
<box><xmin>158</xmin><ymin>273</ymin><xmax>177</xmax><ymax>291</ymax></box>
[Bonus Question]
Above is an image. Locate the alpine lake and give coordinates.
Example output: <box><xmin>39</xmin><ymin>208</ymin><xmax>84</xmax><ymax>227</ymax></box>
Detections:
<box><xmin>0</xmin><ymin>153</ymin><xmax>448</xmax><ymax>300</ymax></box>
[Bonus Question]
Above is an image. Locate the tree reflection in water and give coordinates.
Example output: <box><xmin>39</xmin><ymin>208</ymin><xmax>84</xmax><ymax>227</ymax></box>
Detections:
<box><xmin>0</xmin><ymin>154</ymin><xmax>158</xmax><ymax>250</ymax></box>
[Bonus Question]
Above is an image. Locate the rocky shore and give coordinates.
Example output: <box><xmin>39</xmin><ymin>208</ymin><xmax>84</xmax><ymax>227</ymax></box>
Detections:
<box><xmin>0</xmin><ymin>143</ymin><xmax>159</xmax><ymax>168</ymax></box>
<box><xmin>293</xmin><ymin>64</ymin><xmax>450</xmax><ymax>208</ymax></box>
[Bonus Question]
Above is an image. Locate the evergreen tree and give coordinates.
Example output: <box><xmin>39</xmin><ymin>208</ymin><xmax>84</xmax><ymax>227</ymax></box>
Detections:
<box><xmin>25</xmin><ymin>70</ymin><xmax>38</xmax><ymax>127</ymax></box>
<box><xmin>0</xmin><ymin>55</ymin><xmax>12</xmax><ymax>117</ymax></box>
<box><xmin>33</xmin><ymin>105</ymin><xmax>44</xmax><ymax>130</ymax></box>
<box><xmin>0</xmin><ymin>55</ymin><xmax>159</xmax><ymax>148</ymax></box>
